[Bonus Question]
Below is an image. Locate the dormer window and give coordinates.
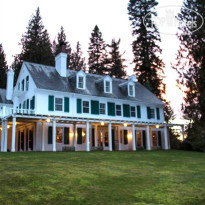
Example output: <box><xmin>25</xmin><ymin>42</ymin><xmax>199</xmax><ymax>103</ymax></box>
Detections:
<box><xmin>128</xmin><ymin>84</ymin><xmax>135</xmax><ymax>97</ymax></box>
<box><xmin>76</xmin><ymin>70</ymin><xmax>86</xmax><ymax>90</ymax></box>
<box><xmin>104</xmin><ymin>76</ymin><xmax>112</xmax><ymax>93</ymax></box>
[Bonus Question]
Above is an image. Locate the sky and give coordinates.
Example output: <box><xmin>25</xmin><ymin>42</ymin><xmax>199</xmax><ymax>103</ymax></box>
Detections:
<box><xmin>0</xmin><ymin>0</ymin><xmax>184</xmax><ymax>118</ymax></box>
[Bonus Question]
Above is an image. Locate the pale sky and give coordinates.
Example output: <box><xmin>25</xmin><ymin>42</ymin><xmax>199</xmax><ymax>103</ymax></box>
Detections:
<box><xmin>0</xmin><ymin>0</ymin><xmax>184</xmax><ymax>118</ymax></box>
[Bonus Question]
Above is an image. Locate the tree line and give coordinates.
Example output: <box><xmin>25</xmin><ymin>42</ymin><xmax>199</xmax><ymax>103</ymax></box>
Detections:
<box><xmin>0</xmin><ymin>0</ymin><xmax>204</xmax><ymax>151</ymax></box>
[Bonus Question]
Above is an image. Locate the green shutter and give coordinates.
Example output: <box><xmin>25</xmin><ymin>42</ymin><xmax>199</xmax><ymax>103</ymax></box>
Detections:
<box><xmin>137</xmin><ymin>105</ymin><xmax>141</xmax><ymax>118</ymax></box>
<box><xmin>124</xmin><ymin>130</ymin><xmax>128</xmax><ymax>144</ymax></box>
<box><xmin>123</xmin><ymin>104</ymin><xmax>130</xmax><ymax>117</ymax></box>
<box><xmin>91</xmin><ymin>100</ymin><xmax>99</xmax><ymax>115</ymax></box>
<box><xmin>156</xmin><ymin>108</ymin><xmax>160</xmax><ymax>120</ymax></box>
<box><xmin>33</xmin><ymin>96</ymin><xmax>35</xmax><ymax>109</ymax></box>
<box><xmin>158</xmin><ymin>131</ymin><xmax>162</xmax><ymax>147</ymax></box>
<box><xmin>77</xmin><ymin>128</ymin><xmax>82</xmax><ymax>144</ymax></box>
<box><xmin>22</xmin><ymin>79</ymin><xmax>24</xmax><ymax>91</ymax></box>
<box><xmin>26</xmin><ymin>99</ymin><xmax>29</xmax><ymax>109</ymax></box>
<box><xmin>92</xmin><ymin>128</ymin><xmax>95</xmax><ymax>147</ymax></box>
<box><xmin>26</xmin><ymin>76</ymin><xmax>29</xmax><ymax>90</ymax></box>
<box><xmin>147</xmin><ymin>107</ymin><xmax>151</xmax><ymax>119</ymax></box>
<box><xmin>107</xmin><ymin>102</ymin><xmax>115</xmax><ymax>116</ymax></box>
<box><xmin>77</xmin><ymin>99</ymin><xmax>82</xmax><ymax>113</ymax></box>
<box><xmin>48</xmin><ymin>95</ymin><xmax>54</xmax><ymax>111</ymax></box>
<box><xmin>48</xmin><ymin>126</ymin><xmax>53</xmax><ymax>144</ymax></box>
<box><xmin>64</xmin><ymin>127</ymin><xmax>69</xmax><ymax>144</ymax></box>
<box><xmin>64</xmin><ymin>97</ymin><xmax>69</xmax><ymax>112</ymax></box>
<box><xmin>142</xmin><ymin>130</ymin><xmax>146</xmax><ymax>149</ymax></box>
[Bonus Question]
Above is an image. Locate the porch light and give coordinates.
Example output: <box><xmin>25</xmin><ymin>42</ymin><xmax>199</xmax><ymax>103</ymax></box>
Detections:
<box><xmin>101</xmin><ymin>122</ymin><xmax>104</xmax><ymax>126</ymax></box>
<box><xmin>7</xmin><ymin>125</ymin><xmax>10</xmax><ymax>128</ymax></box>
<box><xmin>46</xmin><ymin>119</ymin><xmax>51</xmax><ymax>123</ymax></box>
<box><xmin>156</xmin><ymin>125</ymin><xmax>159</xmax><ymax>128</ymax></box>
<box><xmin>124</xmin><ymin>123</ymin><xmax>127</xmax><ymax>127</ymax></box>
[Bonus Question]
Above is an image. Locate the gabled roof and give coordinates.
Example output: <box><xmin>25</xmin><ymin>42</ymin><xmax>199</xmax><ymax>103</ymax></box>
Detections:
<box><xmin>0</xmin><ymin>89</ymin><xmax>13</xmax><ymax>104</ymax></box>
<box><xmin>24</xmin><ymin>62</ymin><xmax>164</xmax><ymax>106</ymax></box>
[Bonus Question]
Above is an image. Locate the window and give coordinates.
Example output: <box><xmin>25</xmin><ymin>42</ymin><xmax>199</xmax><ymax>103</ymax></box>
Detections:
<box><xmin>100</xmin><ymin>103</ymin><xmax>105</xmax><ymax>115</ymax></box>
<box><xmin>55</xmin><ymin>98</ymin><xmax>63</xmax><ymax>111</ymax></box>
<box><xmin>129</xmin><ymin>84</ymin><xmax>134</xmax><ymax>96</ymax></box>
<box><xmin>116</xmin><ymin>105</ymin><xmax>121</xmax><ymax>116</ymax></box>
<box><xmin>105</xmin><ymin>81</ymin><xmax>111</xmax><ymax>93</ymax></box>
<box><xmin>56</xmin><ymin>127</ymin><xmax>63</xmax><ymax>143</ymax></box>
<box><xmin>136</xmin><ymin>131</ymin><xmax>142</xmax><ymax>147</ymax></box>
<box><xmin>21</xmin><ymin>79</ymin><xmax>24</xmax><ymax>91</ymax></box>
<box><xmin>26</xmin><ymin>76</ymin><xmax>29</xmax><ymax>91</ymax></box>
<box><xmin>150</xmin><ymin>108</ymin><xmax>155</xmax><ymax>119</ymax></box>
<box><xmin>131</xmin><ymin>106</ymin><xmax>136</xmax><ymax>117</ymax></box>
<box><xmin>152</xmin><ymin>132</ymin><xmax>158</xmax><ymax>146</ymax></box>
<box><xmin>83</xmin><ymin>101</ymin><xmax>89</xmax><ymax>113</ymax></box>
<box><xmin>82</xmin><ymin>128</ymin><xmax>86</xmax><ymax>143</ymax></box>
<box><xmin>78</xmin><ymin>76</ymin><xmax>84</xmax><ymax>89</ymax></box>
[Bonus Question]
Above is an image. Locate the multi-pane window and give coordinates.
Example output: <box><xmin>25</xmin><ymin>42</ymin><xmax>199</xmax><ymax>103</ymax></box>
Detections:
<box><xmin>55</xmin><ymin>98</ymin><xmax>63</xmax><ymax>111</ymax></box>
<box><xmin>131</xmin><ymin>106</ymin><xmax>136</xmax><ymax>117</ymax></box>
<box><xmin>56</xmin><ymin>127</ymin><xmax>63</xmax><ymax>143</ymax></box>
<box><xmin>116</xmin><ymin>105</ymin><xmax>121</xmax><ymax>116</ymax></box>
<box><xmin>99</xmin><ymin>103</ymin><xmax>105</xmax><ymax>115</ymax></box>
<box><xmin>83</xmin><ymin>101</ymin><xmax>89</xmax><ymax>113</ymax></box>
<box><xmin>129</xmin><ymin>84</ymin><xmax>134</xmax><ymax>96</ymax></box>
<box><xmin>78</xmin><ymin>76</ymin><xmax>84</xmax><ymax>89</ymax></box>
<box><xmin>105</xmin><ymin>81</ymin><xmax>111</xmax><ymax>93</ymax></box>
<box><xmin>150</xmin><ymin>108</ymin><xmax>155</xmax><ymax>119</ymax></box>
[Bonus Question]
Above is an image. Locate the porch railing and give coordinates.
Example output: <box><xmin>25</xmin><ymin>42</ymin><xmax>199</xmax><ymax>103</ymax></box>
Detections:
<box><xmin>0</xmin><ymin>107</ymin><xmax>36</xmax><ymax>117</ymax></box>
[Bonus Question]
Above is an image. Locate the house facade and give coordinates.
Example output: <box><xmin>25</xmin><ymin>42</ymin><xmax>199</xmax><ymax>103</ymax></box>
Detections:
<box><xmin>0</xmin><ymin>51</ymin><xmax>171</xmax><ymax>152</ymax></box>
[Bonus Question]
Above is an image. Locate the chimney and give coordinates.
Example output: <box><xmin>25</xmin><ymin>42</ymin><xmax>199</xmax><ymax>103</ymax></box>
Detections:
<box><xmin>6</xmin><ymin>68</ymin><xmax>14</xmax><ymax>100</ymax></box>
<box><xmin>55</xmin><ymin>44</ymin><xmax>68</xmax><ymax>77</ymax></box>
<box><xmin>128</xmin><ymin>75</ymin><xmax>137</xmax><ymax>82</ymax></box>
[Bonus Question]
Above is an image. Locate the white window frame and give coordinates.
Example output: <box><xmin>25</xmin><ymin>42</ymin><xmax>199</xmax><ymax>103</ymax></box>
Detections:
<box><xmin>76</xmin><ymin>70</ymin><xmax>86</xmax><ymax>90</ymax></box>
<box><xmin>116</xmin><ymin>104</ymin><xmax>122</xmax><ymax>116</ymax></box>
<box><xmin>55</xmin><ymin>97</ymin><xmax>63</xmax><ymax>111</ymax></box>
<box><xmin>128</xmin><ymin>83</ymin><xmax>135</xmax><ymax>97</ymax></box>
<box><xmin>99</xmin><ymin>103</ymin><xmax>106</xmax><ymax>115</ymax></box>
<box><xmin>83</xmin><ymin>101</ymin><xmax>89</xmax><ymax>113</ymax></box>
<box><xmin>130</xmin><ymin>106</ymin><xmax>136</xmax><ymax>117</ymax></box>
<box><xmin>104</xmin><ymin>76</ymin><xmax>112</xmax><ymax>94</ymax></box>
<box><xmin>150</xmin><ymin>108</ymin><xmax>155</xmax><ymax>119</ymax></box>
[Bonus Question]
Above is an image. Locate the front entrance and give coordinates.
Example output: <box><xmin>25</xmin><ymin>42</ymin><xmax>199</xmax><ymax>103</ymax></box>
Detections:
<box><xmin>17</xmin><ymin>129</ymin><xmax>33</xmax><ymax>151</ymax></box>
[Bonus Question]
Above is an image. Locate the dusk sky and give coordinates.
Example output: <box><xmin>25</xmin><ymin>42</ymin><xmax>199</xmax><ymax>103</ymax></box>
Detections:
<box><xmin>0</xmin><ymin>0</ymin><xmax>184</xmax><ymax>118</ymax></box>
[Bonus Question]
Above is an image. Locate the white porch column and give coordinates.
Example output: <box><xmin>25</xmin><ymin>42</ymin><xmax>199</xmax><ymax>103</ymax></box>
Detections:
<box><xmin>132</xmin><ymin>124</ymin><xmax>136</xmax><ymax>151</ymax></box>
<box><xmin>52</xmin><ymin>119</ymin><xmax>56</xmax><ymax>152</ymax></box>
<box><xmin>108</xmin><ymin>122</ymin><xmax>112</xmax><ymax>151</ymax></box>
<box><xmin>117</xmin><ymin>125</ymin><xmax>121</xmax><ymax>151</ymax></box>
<box><xmin>11</xmin><ymin>117</ymin><xmax>16</xmax><ymax>152</ymax></box>
<box><xmin>181</xmin><ymin>125</ymin><xmax>185</xmax><ymax>141</ymax></box>
<box><xmin>164</xmin><ymin>126</ymin><xmax>168</xmax><ymax>150</ymax></box>
<box><xmin>95</xmin><ymin>124</ymin><xmax>98</xmax><ymax>147</ymax></box>
<box><xmin>4</xmin><ymin>120</ymin><xmax>8</xmax><ymax>152</ymax></box>
<box><xmin>86</xmin><ymin>121</ymin><xmax>90</xmax><ymax>152</ymax></box>
<box><xmin>146</xmin><ymin>125</ymin><xmax>151</xmax><ymax>150</ymax></box>
<box><xmin>1</xmin><ymin>121</ymin><xmax>5</xmax><ymax>152</ymax></box>
<box><xmin>73</xmin><ymin>123</ymin><xmax>76</xmax><ymax>148</ymax></box>
<box><xmin>41</xmin><ymin>121</ymin><xmax>45</xmax><ymax>151</ymax></box>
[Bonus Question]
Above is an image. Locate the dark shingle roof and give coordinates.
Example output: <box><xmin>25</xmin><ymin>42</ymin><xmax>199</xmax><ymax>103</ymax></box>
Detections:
<box><xmin>24</xmin><ymin>62</ymin><xmax>164</xmax><ymax>106</ymax></box>
<box><xmin>0</xmin><ymin>89</ymin><xmax>13</xmax><ymax>104</ymax></box>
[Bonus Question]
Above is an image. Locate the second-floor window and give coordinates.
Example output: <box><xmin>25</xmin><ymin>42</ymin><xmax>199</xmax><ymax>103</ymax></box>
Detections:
<box><xmin>99</xmin><ymin>103</ymin><xmax>105</xmax><ymax>114</ymax></box>
<box><xmin>78</xmin><ymin>76</ymin><xmax>84</xmax><ymax>89</ymax></box>
<box><xmin>55</xmin><ymin>98</ymin><xmax>63</xmax><ymax>111</ymax></box>
<box><xmin>129</xmin><ymin>84</ymin><xmax>134</xmax><ymax>97</ymax></box>
<box><xmin>83</xmin><ymin>101</ymin><xmax>89</xmax><ymax>113</ymax></box>
<box><xmin>116</xmin><ymin>105</ymin><xmax>121</xmax><ymax>116</ymax></box>
<box><xmin>150</xmin><ymin>108</ymin><xmax>155</xmax><ymax>119</ymax></box>
<box><xmin>105</xmin><ymin>81</ymin><xmax>111</xmax><ymax>93</ymax></box>
<box><xmin>131</xmin><ymin>106</ymin><xmax>136</xmax><ymax>117</ymax></box>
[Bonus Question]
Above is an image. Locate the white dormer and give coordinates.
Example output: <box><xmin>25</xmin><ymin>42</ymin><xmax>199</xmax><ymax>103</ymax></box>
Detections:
<box><xmin>76</xmin><ymin>70</ymin><xmax>86</xmax><ymax>89</ymax></box>
<box><xmin>104</xmin><ymin>75</ymin><xmax>112</xmax><ymax>93</ymax></box>
<box><xmin>128</xmin><ymin>75</ymin><xmax>136</xmax><ymax>97</ymax></box>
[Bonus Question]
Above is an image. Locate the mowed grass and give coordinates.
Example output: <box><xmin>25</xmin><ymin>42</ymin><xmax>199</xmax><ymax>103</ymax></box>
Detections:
<box><xmin>0</xmin><ymin>150</ymin><xmax>205</xmax><ymax>205</ymax></box>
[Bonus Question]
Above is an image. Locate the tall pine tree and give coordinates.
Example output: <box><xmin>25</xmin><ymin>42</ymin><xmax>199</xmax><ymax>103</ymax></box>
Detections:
<box><xmin>69</xmin><ymin>41</ymin><xmax>86</xmax><ymax>71</ymax></box>
<box><xmin>175</xmin><ymin>0</ymin><xmax>205</xmax><ymax>151</ymax></box>
<box><xmin>53</xmin><ymin>26</ymin><xmax>71</xmax><ymax>68</ymax></box>
<box><xmin>108</xmin><ymin>39</ymin><xmax>126</xmax><ymax>78</ymax></box>
<box><xmin>0</xmin><ymin>44</ymin><xmax>8</xmax><ymax>89</ymax></box>
<box><xmin>88</xmin><ymin>25</ymin><xmax>108</xmax><ymax>75</ymax></box>
<box><xmin>13</xmin><ymin>7</ymin><xmax>54</xmax><ymax>83</ymax></box>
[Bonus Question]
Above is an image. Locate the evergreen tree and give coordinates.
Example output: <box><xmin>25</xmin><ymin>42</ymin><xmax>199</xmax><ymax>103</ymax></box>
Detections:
<box><xmin>13</xmin><ymin>7</ymin><xmax>54</xmax><ymax>83</ymax></box>
<box><xmin>108</xmin><ymin>39</ymin><xmax>126</xmax><ymax>78</ymax></box>
<box><xmin>53</xmin><ymin>26</ymin><xmax>71</xmax><ymax>67</ymax></box>
<box><xmin>69</xmin><ymin>41</ymin><xmax>86</xmax><ymax>71</ymax></box>
<box><xmin>175</xmin><ymin>0</ymin><xmax>205</xmax><ymax>151</ymax></box>
<box><xmin>88</xmin><ymin>25</ymin><xmax>108</xmax><ymax>75</ymax></box>
<box><xmin>0</xmin><ymin>44</ymin><xmax>8</xmax><ymax>89</ymax></box>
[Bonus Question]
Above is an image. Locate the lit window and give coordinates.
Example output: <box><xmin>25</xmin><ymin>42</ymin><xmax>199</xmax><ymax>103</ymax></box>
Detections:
<box><xmin>150</xmin><ymin>108</ymin><xmax>155</xmax><ymax>119</ymax></box>
<box><xmin>55</xmin><ymin>98</ymin><xmax>63</xmax><ymax>111</ymax></box>
<box><xmin>116</xmin><ymin>105</ymin><xmax>121</xmax><ymax>116</ymax></box>
<box><xmin>56</xmin><ymin>127</ymin><xmax>63</xmax><ymax>143</ymax></box>
<box><xmin>152</xmin><ymin>132</ymin><xmax>158</xmax><ymax>146</ymax></box>
<box><xmin>105</xmin><ymin>81</ymin><xmax>111</xmax><ymax>93</ymax></box>
<box><xmin>82</xmin><ymin>128</ymin><xmax>86</xmax><ymax>143</ymax></box>
<box><xmin>100</xmin><ymin>103</ymin><xmax>105</xmax><ymax>115</ymax></box>
<box><xmin>131</xmin><ymin>106</ymin><xmax>136</xmax><ymax>117</ymax></box>
<box><xmin>78</xmin><ymin>76</ymin><xmax>84</xmax><ymax>89</ymax></box>
<box><xmin>83</xmin><ymin>101</ymin><xmax>89</xmax><ymax>113</ymax></box>
<box><xmin>129</xmin><ymin>84</ymin><xmax>134</xmax><ymax>96</ymax></box>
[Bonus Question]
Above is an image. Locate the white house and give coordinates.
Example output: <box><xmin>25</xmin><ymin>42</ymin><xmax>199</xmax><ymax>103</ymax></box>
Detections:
<box><xmin>0</xmin><ymin>50</ymin><xmax>173</xmax><ymax>152</ymax></box>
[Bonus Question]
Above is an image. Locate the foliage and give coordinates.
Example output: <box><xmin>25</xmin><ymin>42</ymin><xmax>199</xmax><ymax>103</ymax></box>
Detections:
<box><xmin>88</xmin><ymin>25</ymin><xmax>108</xmax><ymax>75</ymax></box>
<box><xmin>175</xmin><ymin>0</ymin><xmax>205</xmax><ymax>151</ymax></box>
<box><xmin>0</xmin><ymin>44</ymin><xmax>8</xmax><ymax>89</ymax></box>
<box><xmin>13</xmin><ymin>7</ymin><xmax>54</xmax><ymax>84</ymax></box>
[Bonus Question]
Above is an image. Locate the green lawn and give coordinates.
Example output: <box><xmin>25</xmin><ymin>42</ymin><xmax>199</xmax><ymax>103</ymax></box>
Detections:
<box><xmin>0</xmin><ymin>150</ymin><xmax>205</xmax><ymax>205</ymax></box>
